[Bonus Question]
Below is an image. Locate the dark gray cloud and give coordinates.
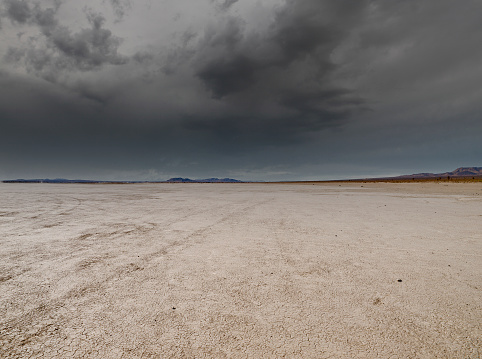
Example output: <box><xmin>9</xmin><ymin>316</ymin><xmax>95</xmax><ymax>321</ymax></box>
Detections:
<box><xmin>0</xmin><ymin>0</ymin><xmax>481</xmax><ymax>180</ymax></box>
<box><xmin>212</xmin><ymin>0</ymin><xmax>239</xmax><ymax>12</ymax></box>
<box><xmin>3</xmin><ymin>0</ymin><xmax>61</xmax><ymax>27</ymax></box>
<box><xmin>48</xmin><ymin>10</ymin><xmax>126</xmax><ymax>70</ymax></box>
<box><xmin>4</xmin><ymin>0</ymin><xmax>31</xmax><ymax>23</ymax></box>
<box><xmin>3</xmin><ymin>1</ymin><xmax>126</xmax><ymax>82</ymax></box>
<box><xmin>181</xmin><ymin>0</ymin><xmax>369</xmax><ymax>139</ymax></box>
<box><xmin>106</xmin><ymin>0</ymin><xmax>131</xmax><ymax>21</ymax></box>
<box><xmin>195</xmin><ymin>2</ymin><xmax>349</xmax><ymax>98</ymax></box>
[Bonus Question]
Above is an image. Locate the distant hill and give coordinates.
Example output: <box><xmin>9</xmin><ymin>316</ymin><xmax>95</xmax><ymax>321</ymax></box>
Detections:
<box><xmin>2</xmin><ymin>178</ymin><xmax>104</xmax><ymax>184</ymax></box>
<box><xmin>1</xmin><ymin>178</ymin><xmax>148</xmax><ymax>184</ymax></box>
<box><xmin>167</xmin><ymin>178</ymin><xmax>242</xmax><ymax>183</ymax></box>
<box><xmin>394</xmin><ymin>167</ymin><xmax>482</xmax><ymax>180</ymax></box>
<box><xmin>339</xmin><ymin>167</ymin><xmax>482</xmax><ymax>182</ymax></box>
<box><xmin>166</xmin><ymin>178</ymin><xmax>195</xmax><ymax>183</ymax></box>
<box><xmin>2</xmin><ymin>177</ymin><xmax>243</xmax><ymax>184</ymax></box>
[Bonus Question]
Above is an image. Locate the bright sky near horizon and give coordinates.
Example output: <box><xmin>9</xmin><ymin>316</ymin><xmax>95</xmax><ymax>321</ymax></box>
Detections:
<box><xmin>1</xmin><ymin>0</ymin><xmax>481</xmax><ymax>181</ymax></box>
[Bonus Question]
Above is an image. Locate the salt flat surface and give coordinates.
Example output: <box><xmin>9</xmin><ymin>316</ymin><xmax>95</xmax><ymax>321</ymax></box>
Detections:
<box><xmin>0</xmin><ymin>182</ymin><xmax>481</xmax><ymax>358</ymax></box>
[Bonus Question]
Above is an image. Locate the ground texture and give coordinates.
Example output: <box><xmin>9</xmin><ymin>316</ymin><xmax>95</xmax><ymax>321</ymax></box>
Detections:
<box><xmin>0</xmin><ymin>182</ymin><xmax>481</xmax><ymax>358</ymax></box>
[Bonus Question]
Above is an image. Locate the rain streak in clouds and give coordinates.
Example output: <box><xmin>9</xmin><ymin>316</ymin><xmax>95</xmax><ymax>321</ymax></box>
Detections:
<box><xmin>0</xmin><ymin>0</ymin><xmax>481</xmax><ymax>180</ymax></box>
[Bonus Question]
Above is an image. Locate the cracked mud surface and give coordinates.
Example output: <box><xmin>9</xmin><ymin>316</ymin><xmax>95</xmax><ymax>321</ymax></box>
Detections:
<box><xmin>0</xmin><ymin>182</ymin><xmax>481</xmax><ymax>358</ymax></box>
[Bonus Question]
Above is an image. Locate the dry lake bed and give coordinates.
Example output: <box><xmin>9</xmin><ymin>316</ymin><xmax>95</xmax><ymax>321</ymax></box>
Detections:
<box><xmin>0</xmin><ymin>182</ymin><xmax>481</xmax><ymax>358</ymax></box>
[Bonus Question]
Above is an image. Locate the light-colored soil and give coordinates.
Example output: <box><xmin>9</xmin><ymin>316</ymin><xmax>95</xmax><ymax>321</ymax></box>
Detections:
<box><xmin>0</xmin><ymin>182</ymin><xmax>481</xmax><ymax>358</ymax></box>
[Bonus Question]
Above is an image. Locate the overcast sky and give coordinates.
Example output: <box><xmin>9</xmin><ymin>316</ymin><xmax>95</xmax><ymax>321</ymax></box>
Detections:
<box><xmin>1</xmin><ymin>0</ymin><xmax>481</xmax><ymax>181</ymax></box>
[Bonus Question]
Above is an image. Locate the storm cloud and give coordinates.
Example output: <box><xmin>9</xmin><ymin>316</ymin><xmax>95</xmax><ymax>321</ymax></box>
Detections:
<box><xmin>158</xmin><ymin>0</ymin><xmax>370</xmax><ymax>141</ymax></box>
<box><xmin>106</xmin><ymin>0</ymin><xmax>131</xmax><ymax>21</ymax></box>
<box><xmin>212</xmin><ymin>0</ymin><xmax>239</xmax><ymax>12</ymax></box>
<box><xmin>0</xmin><ymin>0</ymin><xmax>481</xmax><ymax>180</ymax></box>
<box><xmin>3</xmin><ymin>1</ymin><xmax>126</xmax><ymax>83</ymax></box>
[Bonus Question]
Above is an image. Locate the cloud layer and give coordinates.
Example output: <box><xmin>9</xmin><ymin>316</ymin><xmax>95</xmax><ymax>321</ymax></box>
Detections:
<box><xmin>1</xmin><ymin>0</ymin><xmax>481</xmax><ymax>180</ymax></box>
<box><xmin>4</xmin><ymin>0</ymin><xmax>125</xmax><ymax>82</ymax></box>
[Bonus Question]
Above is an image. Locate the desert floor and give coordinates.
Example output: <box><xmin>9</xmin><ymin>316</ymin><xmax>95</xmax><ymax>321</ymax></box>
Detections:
<box><xmin>0</xmin><ymin>182</ymin><xmax>481</xmax><ymax>358</ymax></box>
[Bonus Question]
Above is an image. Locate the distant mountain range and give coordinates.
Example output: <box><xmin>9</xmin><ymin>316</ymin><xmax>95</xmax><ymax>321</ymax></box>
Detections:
<box><xmin>391</xmin><ymin>167</ymin><xmax>482</xmax><ymax>180</ymax></box>
<box><xmin>344</xmin><ymin>167</ymin><xmax>482</xmax><ymax>182</ymax></box>
<box><xmin>2</xmin><ymin>177</ymin><xmax>243</xmax><ymax>184</ymax></box>
<box><xmin>1</xmin><ymin>179</ymin><xmax>143</xmax><ymax>184</ymax></box>
<box><xmin>166</xmin><ymin>178</ymin><xmax>242</xmax><ymax>183</ymax></box>
<box><xmin>2</xmin><ymin>168</ymin><xmax>481</xmax><ymax>184</ymax></box>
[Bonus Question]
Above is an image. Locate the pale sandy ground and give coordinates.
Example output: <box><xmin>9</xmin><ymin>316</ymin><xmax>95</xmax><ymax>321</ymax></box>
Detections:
<box><xmin>0</xmin><ymin>182</ymin><xmax>481</xmax><ymax>358</ymax></box>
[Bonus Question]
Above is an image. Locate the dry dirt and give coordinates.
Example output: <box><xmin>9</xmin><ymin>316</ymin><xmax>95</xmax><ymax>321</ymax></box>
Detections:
<box><xmin>0</xmin><ymin>182</ymin><xmax>481</xmax><ymax>358</ymax></box>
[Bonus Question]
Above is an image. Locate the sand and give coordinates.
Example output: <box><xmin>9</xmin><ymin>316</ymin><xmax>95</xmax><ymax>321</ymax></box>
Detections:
<box><xmin>0</xmin><ymin>182</ymin><xmax>481</xmax><ymax>358</ymax></box>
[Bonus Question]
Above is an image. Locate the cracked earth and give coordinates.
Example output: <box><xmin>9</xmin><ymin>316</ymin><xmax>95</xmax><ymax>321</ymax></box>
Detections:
<box><xmin>0</xmin><ymin>182</ymin><xmax>481</xmax><ymax>358</ymax></box>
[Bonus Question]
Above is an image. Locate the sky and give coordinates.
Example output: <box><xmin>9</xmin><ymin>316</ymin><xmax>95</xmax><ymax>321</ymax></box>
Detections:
<box><xmin>0</xmin><ymin>0</ymin><xmax>481</xmax><ymax>181</ymax></box>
